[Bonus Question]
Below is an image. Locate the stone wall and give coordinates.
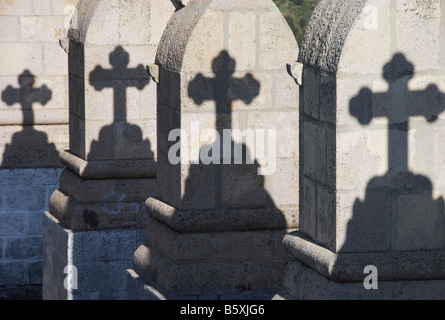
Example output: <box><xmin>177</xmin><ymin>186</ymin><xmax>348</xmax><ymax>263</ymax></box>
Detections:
<box><xmin>0</xmin><ymin>168</ymin><xmax>62</xmax><ymax>299</ymax></box>
<box><xmin>0</xmin><ymin>0</ymin><xmax>78</xmax><ymax>299</ymax></box>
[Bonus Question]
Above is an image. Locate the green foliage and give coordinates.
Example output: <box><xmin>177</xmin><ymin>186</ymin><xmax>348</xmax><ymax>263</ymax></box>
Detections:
<box><xmin>274</xmin><ymin>0</ymin><xmax>319</xmax><ymax>43</ymax></box>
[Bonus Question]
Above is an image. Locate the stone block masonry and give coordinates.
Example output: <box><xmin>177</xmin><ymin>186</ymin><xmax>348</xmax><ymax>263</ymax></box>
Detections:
<box><xmin>0</xmin><ymin>168</ymin><xmax>63</xmax><ymax>299</ymax></box>
<box><xmin>0</xmin><ymin>0</ymin><xmax>78</xmax><ymax>129</ymax></box>
<box><xmin>42</xmin><ymin>212</ymin><xmax>145</xmax><ymax>300</ymax></box>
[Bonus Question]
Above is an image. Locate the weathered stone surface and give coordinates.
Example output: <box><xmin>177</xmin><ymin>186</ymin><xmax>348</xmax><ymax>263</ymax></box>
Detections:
<box><xmin>45</xmin><ymin>0</ymin><xmax>175</xmax><ymax>229</ymax></box>
<box><xmin>66</xmin><ymin>0</ymin><xmax>175</xmax><ymax>162</ymax></box>
<box><xmin>125</xmin><ymin>268</ymin><xmax>167</xmax><ymax>300</ymax></box>
<box><xmin>0</xmin><ymin>43</ymin><xmax>44</xmax><ymax>76</ymax></box>
<box><xmin>131</xmin><ymin>0</ymin><xmax>300</xmax><ymax>299</ymax></box>
<box><xmin>42</xmin><ymin>0</ymin><xmax>175</xmax><ymax>301</ymax></box>
<box><xmin>0</xmin><ymin>168</ymin><xmax>62</xmax><ymax>299</ymax></box>
<box><xmin>283</xmin><ymin>0</ymin><xmax>445</xmax><ymax>300</ymax></box>
<box><xmin>0</xmin><ymin>0</ymin><xmax>73</xmax><ymax>187</ymax></box>
<box><xmin>133</xmin><ymin>243</ymin><xmax>288</xmax><ymax>299</ymax></box>
<box><xmin>156</xmin><ymin>2</ymin><xmax>299</xmax><ymax>213</ymax></box>
<box><xmin>283</xmin><ymin>259</ymin><xmax>445</xmax><ymax>300</ymax></box>
<box><xmin>299</xmin><ymin>0</ymin><xmax>368</xmax><ymax>74</ymax></box>
<box><xmin>285</xmin><ymin>231</ymin><xmax>445</xmax><ymax>283</ymax></box>
<box><xmin>395</xmin><ymin>0</ymin><xmax>441</xmax><ymax>72</ymax></box>
<box><xmin>42</xmin><ymin>212</ymin><xmax>145</xmax><ymax>300</ymax></box>
<box><xmin>59</xmin><ymin>150</ymin><xmax>156</xmax><ymax>179</ymax></box>
<box><xmin>58</xmin><ymin>169</ymin><xmax>156</xmax><ymax>204</ymax></box>
<box><xmin>21</xmin><ymin>16</ymin><xmax>65</xmax><ymax>42</ymax></box>
<box><xmin>145</xmin><ymin>198</ymin><xmax>297</xmax><ymax>233</ymax></box>
<box><xmin>0</xmin><ymin>0</ymin><xmax>33</xmax><ymax>16</ymax></box>
<box><xmin>0</xmin><ymin>16</ymin><xmax>20</xmax><ymax>42</ymax></box>
<box><xmin>49</xmin><ymin>184</ymin><xmax>155</xmax><ymax>231</ymax></box>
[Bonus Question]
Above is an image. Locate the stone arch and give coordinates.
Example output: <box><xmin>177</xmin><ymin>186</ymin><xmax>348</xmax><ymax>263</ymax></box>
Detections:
<box><xmin>69</xmin><ymin>0</ymin><xmax>175</xmax><ymax>46</ymax></box>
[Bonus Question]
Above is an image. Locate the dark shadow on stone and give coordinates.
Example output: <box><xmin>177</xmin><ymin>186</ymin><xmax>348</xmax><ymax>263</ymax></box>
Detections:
<box><xmin>1</xmin><ymin>70</ymin><xmax>59</xmax><ymax>168</ymax></box>
<box><xmin>184</xmin><ymin>50</ymin><xmax>280</xmax><ymax>211</ymax></box>
<box><xmin>174</xmin><ymin>50</ymin><xmax>288</xmax><ymax>296</ymax></box>
<box><xmin>77</xmin><ymin>46</ymin><xmax>155</xmax><ymax>230</ymax></box>
<box><xmin>343</xmin><ymin>53</ymin><xmax>445</xmax><ymax>255</ymax></box>
<box><xmin>88</xmin><ymin>46</ymin><xmax>154</xmax><ymax>161</ymax></box>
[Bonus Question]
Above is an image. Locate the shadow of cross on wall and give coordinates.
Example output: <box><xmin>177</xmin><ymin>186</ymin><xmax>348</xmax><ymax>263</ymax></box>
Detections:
<box><xmin>346</xmin><ymin>53</ymin><xmax>445</xmax><ymax>252</ymax></box>
<box><xmin>84</xmin><ymin>46</ymin><xmax>154</xmax><ymax>227</ymax></box>
<box><xmin>88</xmin><ymin>46</ymin><xmax>154</xmax><ymax>161</ymax></box>
<box><xmin>184</xmin><ymin>50</ymin><xmax>276</xmax><ymax>210</ymax></box>
<box><xmin>1</xmin><ymin>70</ymin><xmax>59</xmax><ymax>167</ymax></box>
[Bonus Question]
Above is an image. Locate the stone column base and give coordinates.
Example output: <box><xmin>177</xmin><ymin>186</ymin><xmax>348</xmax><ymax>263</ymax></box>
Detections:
<box><xmin>279</xmin><ymin>231</ymin><xmax>445</xmax><ymax>300</ymax></box>
<box><xmin>49</xmin><ymin>157</ymin><xmax>156</xmax><ymax>231</ymax></box>
<box><xmin>279</xmin><ymin>260</ymin><xmax>445</xmax><ymax>300</ymax></box>
<box><xmin>42</xmin><ymin>211</ymin><xmax>145</xmax><ymax>300</ymax></box>
<box><xmin>128</xmin><ymin>198</ymin><xmax>298</xmax><ymax>300</ymax></box>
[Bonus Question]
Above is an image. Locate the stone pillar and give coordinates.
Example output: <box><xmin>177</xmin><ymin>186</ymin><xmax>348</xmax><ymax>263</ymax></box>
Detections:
<box><xmin>43</xmin><ymin>0</ymin><xmax>175</xmax><ymax>300</ymax></box>
<box><xmin>127</xmin><ymin>0</ymin><xmax>300</xmax><ymax>300</ymax></box>
<box><xmin>279</xmin><ymin>0</ymin><xmax>445</xmax><ymax>300</ymax></box>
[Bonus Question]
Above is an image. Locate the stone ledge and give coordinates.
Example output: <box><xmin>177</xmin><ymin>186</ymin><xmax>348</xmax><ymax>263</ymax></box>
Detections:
<box><xmin>284</xmin><ymin>231</ymin><xmax>445</xmax><ymax>282</ymax></box>
<box><xmin>135</xmin><ymin>198</ymin><xmax>295</xmax><ymax>298</ymax></box>
<box><xmin>282</xmin><ymin>260</ymin><xmax>445</xmax><ymax>300</ymax></box>
<box><xmin>133</xmin><ymin>244</ymin><xmax>286</xmax><ymax>299</ymax></box>
<box><xmin>146</xmin><ymin>197</ymin><xmax>298</xmax><ymax>233</ymax></box>
<box><xmin>60</xmin><ymin>150</ymin><xmax>157</xmax><ymax>179</ymax></box>
<box><xmin>49</xmin><ymin>190</ymin><xmax>148</xmax><ymax>231</ymax></box>
<box><xmin>144</xmin><ymin>216</ymin><xmax>291</xmax><ymax>263</ymax></box>
<box><xmin>58</xmin><ymin>169</ymin><xmax>156</xmax><ymax>204</ymax></box>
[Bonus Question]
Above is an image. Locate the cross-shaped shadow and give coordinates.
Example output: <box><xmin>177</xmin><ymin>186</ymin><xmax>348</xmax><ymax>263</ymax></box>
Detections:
<box><xmin>344</xmin><ymin>53</ymin><xmax>445</xmax><ymax>252</ymax></box>
<box><xmin>1</xmin><ymin>70</ymin><xmax>59</xmax><ymax>167</ymax></box>
<box><xmin>183</xmin><ymin>50</ymin><xmax>279</xmax><ymax>211</ymax></box>
<box><xmin>81</xmin><ymin>46</ymin><xmax>155</xmax><ymax>229</ymax></box>
<box><xmin>88</xmin><ymin>46</ymin><xmax>154</xmax><ymax>161</ymax></box>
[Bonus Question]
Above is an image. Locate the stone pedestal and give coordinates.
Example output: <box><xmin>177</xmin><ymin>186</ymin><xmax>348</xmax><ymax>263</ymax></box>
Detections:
<box><xmin>127</xmin><ymin>0</ymin><xmax>300</xmax><ymax>299</ymax></box>
<box><xmin>48</xmin><ymin>151</ymin><xmax>156</xmax><ymax>231</ymax></box>
<box><xmin>280</xmin><ymin>0</ymin><xmax>445</xmax><ymax>300</ymax></box>
<box><xmin>130</xmin><ymin>199</ymin><xmax>296</xmax><ymax>299</ymax></box>
<box><xmin>278</xmin><ymin>260</ymin><xmax>445</xmax><ymax>300</ymax></box>
<box><xmin>42</xmin><ymin>0</ymin><xmax>175</xmax><ymax>300</ymax></box>
<box><xmin>42</xmin><ymin>152</ymin><xmax>157</xmax><ymax>300</ymax></box>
